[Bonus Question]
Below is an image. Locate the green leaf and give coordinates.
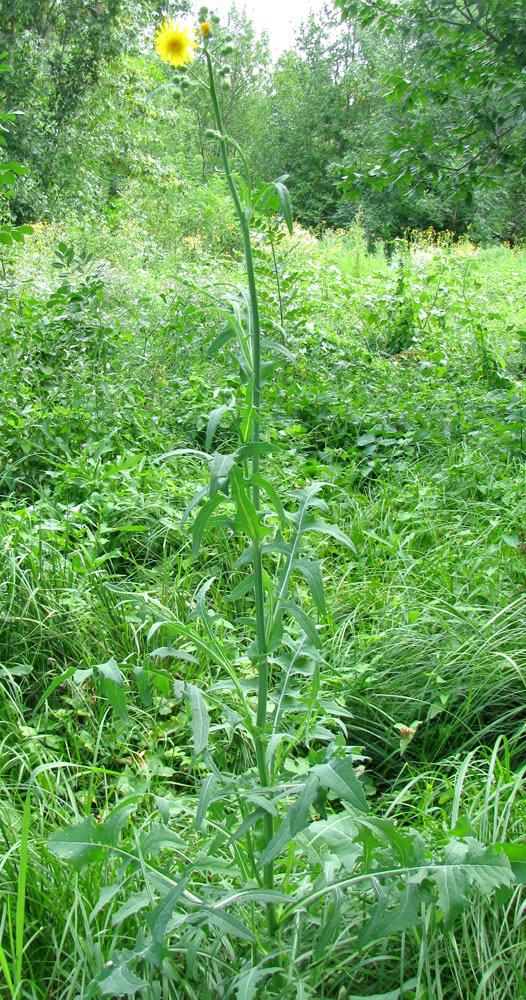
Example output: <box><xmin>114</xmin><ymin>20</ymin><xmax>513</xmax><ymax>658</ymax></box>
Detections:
<box><xmin>200</xmin><ymin>906</ymin><xmax>255</xmax><ymax>941</ymax></box>
<box><xmin>173</xmin><ymin>680</ymin><xmax>210</xmax><ymax>757</ymax></box>
<box><xmin>207</xmin><ymin>324</ymin><xmax>235</xmax><ymax>356</ymax></box>
<box><xmin>230</xmin><ymin>466</ymin><xmax>267</xmax><ymax>543</ymax></box>
<box><xmin>312</xmin><ymin>758</ymin><xmax>368</xmax><ymax>812</ymax></box>
<box><xmin>206</xmin><ymin>402</ymin><xmax>234</xmax><ymax>451</ymax></box>
<box><xmin>149</xmin><ymin>647</ymin><xmax>199</xmax><ymax>664</ymax></box>
<box><xmin>306</xmin><ymin>517</ymin><xmax>356</xmax><ymax>552</ymax></box>
<box><xmin>180</xmin><ymin>484</ymin><xmax>208</xmax><ymax>531</ymax></box>
<box><xmin>357</xmin><ymin>882</ymin><xmax>425</xmax><ymax>947</ymax></box>
<box><xmin>209</xmin><ymin>451</ymin><xmax>236</xmax><ymax>498</ymax></box>
<box><xmin>289</xmin><ymin>774</ymin><xmax>320</xmax><ymax>837</ymax></box>
<box><xmin>432</xmin><ymin>838</ymin><xmax>514</xmax><ymax>930</ymax></box>
<box><xmin>234</xmin><ymin>966</ymin><xmax>282</xmax><ymax>1000</ymax></box>
<box><xmin>47</xmin><ymin>815</ymin><xmax>117</xmax><ymax>872</ymax></box>
<box><xmin>272</xmin><ymin>599</ymin><xmax>321</xmax><ymax>648</ymax></box>
<box><xmin>292</xmin><ymin>557</ymin><xmax>326</xmax><ymax>616</ymax></box>
<box><xmin>191</xmin><ymin>493</ymin><xmax>224</xmax><ymax>557</ymax></box>
<box><xmin>272</xmin><ymin>178</ymin><xmax>293</xmax><ymax>234</ymax></box>
<box><xmin>195</xmin><ymin>774</ymin><xmax>219</xmax><ymax>830</ymax></box>
<box><xmin>250</xmin><ymin>473</ymin><xmax>287</xmax><ymax>528</ymax></box>
<box><xmin>258</xmin><ymin>816</ymin><xmax>293</xmax><ymax>868</ymax></box>
<box><xmin>145</xmin><ymin>880</ymin><xmax>188</xmax><ymax>943</ymax></box>
<box><xmin>139</xmin><ymin>823</ymin><xmax>185</xmax><ymax>854</ymax></box>
<box><xmin>97</xmin><ymin>961</ymin><xmax>148</xmax><ymax>996</ymax></box>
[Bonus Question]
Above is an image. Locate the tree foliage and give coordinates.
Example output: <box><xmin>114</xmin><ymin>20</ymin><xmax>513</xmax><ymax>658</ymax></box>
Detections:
<box><xmin>336</xmin><ymin>0</ymin><xmax>526</xmax><ymax>230</ymax></box>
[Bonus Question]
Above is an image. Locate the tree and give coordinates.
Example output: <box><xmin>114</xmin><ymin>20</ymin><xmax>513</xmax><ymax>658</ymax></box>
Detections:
<box><xmin>336</xmin><ymin>0</ymin><xmax>526</xmax><ymax>230</ymax></box>
<box><xmin>0</xmin><ymin>0</ymin><xmax>189</xmax><ymax>218</ymax></box>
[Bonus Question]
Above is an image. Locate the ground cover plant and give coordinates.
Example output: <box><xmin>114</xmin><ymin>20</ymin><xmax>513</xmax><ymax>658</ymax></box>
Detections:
<box><xmin>2</xmin><ymin>11</ymin><xmax>526</xmax><ymax>1000</ymax></box>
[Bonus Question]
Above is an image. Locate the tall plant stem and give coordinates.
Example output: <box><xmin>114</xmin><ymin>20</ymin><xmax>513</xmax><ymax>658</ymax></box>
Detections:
<box><xmin>205</xmin><ymin>50</ymin><xmax>276</xmax><ymax>929</ymax></box>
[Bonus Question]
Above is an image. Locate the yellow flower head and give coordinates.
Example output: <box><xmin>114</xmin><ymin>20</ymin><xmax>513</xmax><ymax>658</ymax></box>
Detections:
<box><xmin>200</xmin><ymin>21</ymin><xmax>212</xmax><ymax>37</ymax></box>
<box><xmin>155</xmin><ymin>20</ymin><xmax>198</xmax><ymax>67</ymax></box>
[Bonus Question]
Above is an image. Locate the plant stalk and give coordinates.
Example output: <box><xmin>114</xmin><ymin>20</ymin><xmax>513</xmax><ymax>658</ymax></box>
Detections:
<box><xmin>205</xmin><ymin>48</ymin><xmax>276</xmax><ymax>930</ymax></box>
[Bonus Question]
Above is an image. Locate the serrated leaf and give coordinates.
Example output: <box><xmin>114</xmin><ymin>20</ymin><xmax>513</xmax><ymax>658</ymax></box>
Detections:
<box><xmin>292</xmin><ymin>557</ymin><xmax>326</xmax><ymax>616</ymax></box>
<box><xmin>272</xmin><ymin>179</ymin><xmax>293</xmax><ymax>234</ymax></box>
<box><xmin>250</xmin><ymin>473</ymin><xmax>287</xmax><ymax>528</ymax></box>
<box><xmin>101</xmin><ymin>677</ymin><xmax>130</xmax><ymax>724</ymax></box>
<box><xmin>47</xmin><ymin>816</ymin><xmax>113</xmax><ymax>871</ymax></box>
<box><xmin>209</xmin><ymin>451</ymin><xmax>236</xmax><ymax>498</ymax></box>
<box><xmin>258</xmin><ymin>817</ymin><xmax>292</xmax><ymax>868</ymax></box>
<box><xmin>307</xmin><ymin>517</ymin><xmax>356</xmax><ymax>552</ymax></box>
<box><xmin>206</xmin><ymin>402</ymin><xmax>234</xmax><ymax>451</ymax></box>
<box><xmin>234</xmin><ymin>965</ymin><xmax>282</xmax><ymax>1000</ymax></box>
<box><xmin>145</xmin><ymin>880</ymin><xmax>188</xmax><ymax>943</ymax></box>
<box><xmin>207</xmin><ymin>324</ymin><xmax>235</xmax><ymax>356</ymax></box>
<box><xmin>313</xmin><ymin>758</ymin><xmax>368</xmax><ymax>812</ymax></box>
<box><xmin>150</xmin><ymin>646</ymin><xmax>199</xmax><ymax>664</ymax></box>
<box><xmin>173</xmin><ymin>680</ymin><xmax>210</xmax><ymax>757</ymax></box>
<box><xmin>432</xmin><ymin>838</ymin><xmax>514</xmax><ymax>930</ymax></box>
<box><xmin>272</xmin><ymin>599</ymin><xmax>321</xmax><ymax>648</ymax></box>
<box><xmin>195</xmin><ymin>774</ymin><xmax>219</xmax><ymax>830</ymax></box>
<box><xmin>139</xmin><ymin>822</ymin><xmax>185</xmax><ymax>854</ymax></box>
<box><xmin>97</xmin><ymin>961</ymin><xmax>148</xmax><ymax>996</ymax></box>
<box><xmin>357</xmin><ymin>881</ymin><xmax>425</xmax><ymax>947</ymax></box>
<box><xmin>191</xmin><ymin>493</ymin><xmax>224</xmax><ymax>557</ymax></box>
<box><xmin>180</xmin><ymin>484</ymin><xmax>208</xmax><ymax>531</ymax></box>
<box><xmin>230</xmin><ymin>466</ymin><xmax>267</xmax><ymax>543</ymax></box>
<box><xmin>112</xmin><ymin>891</ymin><xmax>153</xmax><ymax>926</ymax></box>
<box><xmin>289</xmin><ymin>775</ymin><xmax>320</xmax><ymax>836</ymax></box>
<box><xmin>227</xmin><ymin>808</ymin><xmax>266</xmax><ymax>846</ymax></box>
<box><xmin>200</xmin><ymin>906</ymin><xmax>255</xmax><ymax>941</ymax></box>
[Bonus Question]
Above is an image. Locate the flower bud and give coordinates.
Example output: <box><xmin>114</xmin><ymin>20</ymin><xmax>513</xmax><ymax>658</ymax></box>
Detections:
<box><xmin>218</xmin><ymin>64</ymin><xmax>231</xmax><ymax>76</ymax></box>
<box><xmin>198</xmin><ymin>6</ymin><xmax>209</xmax><ymax>20</ymax></box>
<box><xmin>220</xmin><ymin>75</ymin><xmax>231</xmax><ymax>90</ymax></box>
<box><xmin>211</xmin><ymin>13</ymin><xmax>220</xmax><ymax>23</ymax></box>
<box><xmin>221</xmin><ymin>42</ymin><xmax>235</xmax><ymax>55</ymax></box>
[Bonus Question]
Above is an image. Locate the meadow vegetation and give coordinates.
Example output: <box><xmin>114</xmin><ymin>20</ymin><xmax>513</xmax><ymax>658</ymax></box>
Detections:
<box><xmin>1</xmin><ymin>2</ymin><xmax>526</xmax><ymax>998</ymax></box>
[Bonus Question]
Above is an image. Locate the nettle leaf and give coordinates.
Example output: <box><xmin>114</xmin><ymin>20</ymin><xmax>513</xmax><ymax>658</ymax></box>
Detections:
<box><xmin>173</xmin><ymin>680</ymin><xmax>210</xmax><ymax>757</ymax></box>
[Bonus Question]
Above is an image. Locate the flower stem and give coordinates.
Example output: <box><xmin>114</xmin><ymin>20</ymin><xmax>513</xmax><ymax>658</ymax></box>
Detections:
<box><xmin>205</xmin><ymin>50</ymin><xmax>276</xmax><ymax>932</ymax></box>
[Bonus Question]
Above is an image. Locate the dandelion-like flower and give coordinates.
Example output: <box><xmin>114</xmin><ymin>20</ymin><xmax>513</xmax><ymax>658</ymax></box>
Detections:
<box><xmin>155</xmin><ymin>20</ymin><xmax>198</xmax><ymax>67</ymax></box>
<box><xmin>200</xmin><ymin>21</ymin><xmax>212</xmax><ymax>37</ymax></box>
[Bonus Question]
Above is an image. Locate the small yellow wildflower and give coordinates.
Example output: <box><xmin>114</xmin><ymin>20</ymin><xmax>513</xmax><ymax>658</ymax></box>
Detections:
<box><xmin>155</xmin><ymin>20</ymin><xmax>197</xmax><ymax>67</ymax></box>
<box><xmin>200</xmin><ymin>21</ymin><xmax>212</xmax><ymax>37</ymax></box>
